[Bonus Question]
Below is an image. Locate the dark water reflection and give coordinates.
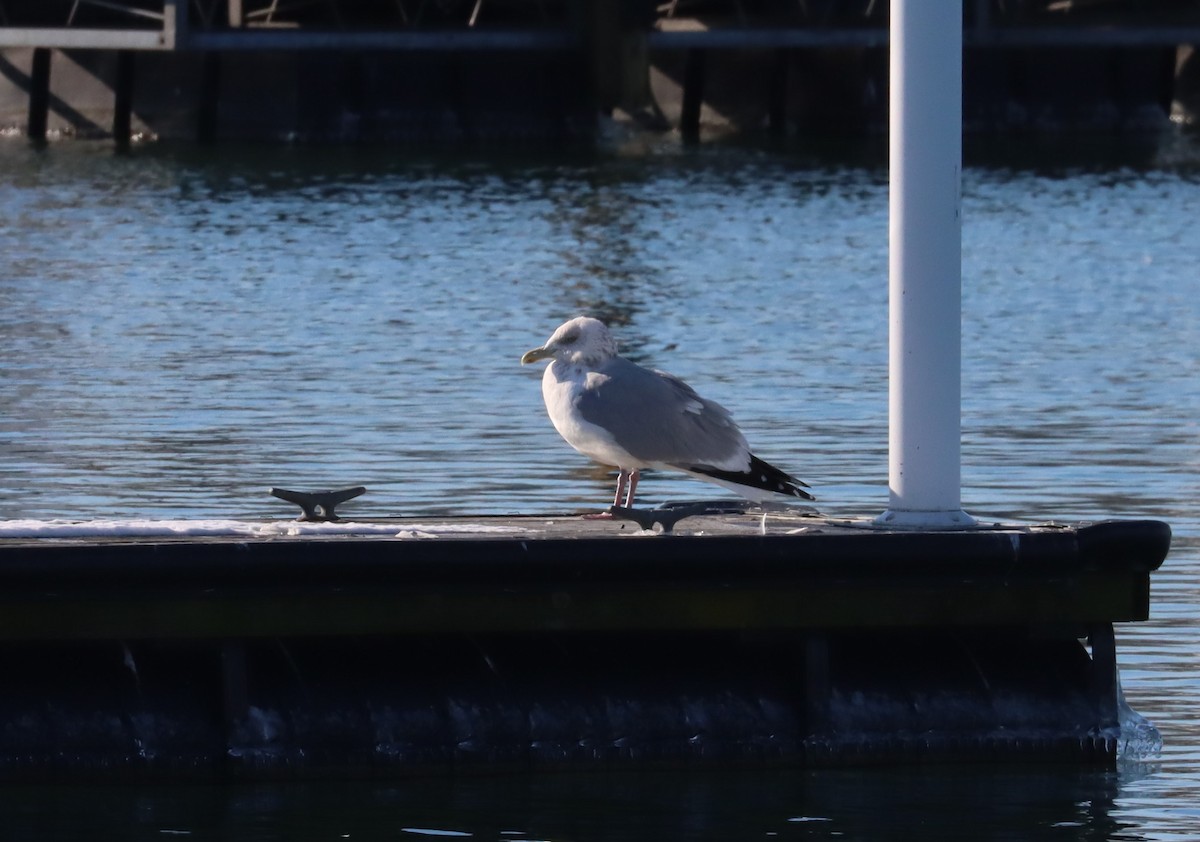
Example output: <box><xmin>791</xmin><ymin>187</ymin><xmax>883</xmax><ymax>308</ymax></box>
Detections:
<box><xmin>1</xmin><ymin>131</ymin><xmax>1199</xmax><ymax>840</ymax></box>
<box><xmin>0</xmin><ymin>764</ymin><xmax>1158</xmax><ymax>841</ymax></box>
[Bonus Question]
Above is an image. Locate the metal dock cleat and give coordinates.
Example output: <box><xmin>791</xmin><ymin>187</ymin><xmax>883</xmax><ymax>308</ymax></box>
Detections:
<box><xmin>269</xmin><ymin>486</ymin><xmax>366</xmax><ymax>522</ymax></box>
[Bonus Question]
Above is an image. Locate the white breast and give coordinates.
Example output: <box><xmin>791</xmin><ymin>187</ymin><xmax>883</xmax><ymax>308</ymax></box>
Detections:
<box><xmin>542</xmin><ymin>361</ymin><xmax>645</xmax><ymax>470</ymax></box>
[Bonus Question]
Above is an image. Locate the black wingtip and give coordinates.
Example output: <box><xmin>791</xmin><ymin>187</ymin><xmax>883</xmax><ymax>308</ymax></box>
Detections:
<box><xmin>687</xmin><ymin>455</ymin><xmax>816</xmax><ymax>501</ymax></box>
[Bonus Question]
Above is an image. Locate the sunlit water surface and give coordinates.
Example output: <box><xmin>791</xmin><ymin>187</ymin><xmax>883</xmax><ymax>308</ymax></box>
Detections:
<box><xmin>1</xmin><ymin>132</ymin><xmax>1198</xmax><ymax>840</ymax></box>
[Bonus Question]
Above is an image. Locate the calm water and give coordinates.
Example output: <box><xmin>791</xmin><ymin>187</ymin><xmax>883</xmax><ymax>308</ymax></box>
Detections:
<box><xmin>1</xmin><ymin>131</ymin><xmax>1198</xmax><ymax>840</ymax></box>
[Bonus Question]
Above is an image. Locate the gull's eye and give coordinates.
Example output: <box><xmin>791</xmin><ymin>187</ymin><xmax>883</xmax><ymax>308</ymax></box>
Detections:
<box><xmin>560</xmin><ymin>331</ymin><xmax>580</xmax><ymax>345</ymax></box>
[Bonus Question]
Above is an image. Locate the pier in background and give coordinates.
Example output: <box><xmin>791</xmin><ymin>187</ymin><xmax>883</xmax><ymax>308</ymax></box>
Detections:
<box><xmin>1</xmin><ymin>0</ymin><xmax>1199</xmax><ymax>143</ymax></box>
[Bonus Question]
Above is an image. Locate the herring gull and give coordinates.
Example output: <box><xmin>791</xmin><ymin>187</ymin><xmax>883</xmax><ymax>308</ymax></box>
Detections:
<box><xmin>520</xmin><ymin>317</ymin><xmax>814</xmax><ymax>509</ymax></box>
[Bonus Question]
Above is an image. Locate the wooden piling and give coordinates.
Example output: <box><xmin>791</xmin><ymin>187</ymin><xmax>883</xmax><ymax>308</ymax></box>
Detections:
<box><xmin>113</xmin><ymin>49</ymin><xmax>135</xmax><ymax>150</ymax></box>
<box><xmin>680</xmin><ymin>47</ymin><xmax>706</xmax><ymax>142</ymax></box>
<box><xmin>768</xmin><ymin>48</ymin><xmax>790</xmax><ymax>135</ymax></box>
<box><xmin>26</xmin><ymin>46</ymin><xmax>50</xmax><ymax>142</ymax></box>
<box><xmin>197</xmin><ymin>50</ymin><xmax>220</xmax><ymax>143</ymax></box>
<box><xmin>580</xmin><ymin>0</ymin><xmax>622</xmax><ymax>114</ymax></box>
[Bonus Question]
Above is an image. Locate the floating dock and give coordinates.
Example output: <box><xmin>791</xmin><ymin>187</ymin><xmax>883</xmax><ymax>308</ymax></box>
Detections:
<box><xmin>1</xmin><ymin>0</ymin><xmax>1198</xmax><ymax>142</ymax></box>
<box><xmin>0</xmin><ymin>510</ymin><xmax>1170</xmax><ymax>780</ymax></box>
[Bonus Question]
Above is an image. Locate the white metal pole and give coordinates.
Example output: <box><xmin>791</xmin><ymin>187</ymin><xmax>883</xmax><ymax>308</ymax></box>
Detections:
<box><xmin>877</xmin><ymin>0</ymin><xmax>975</xmax><ymax>528</ymax></box>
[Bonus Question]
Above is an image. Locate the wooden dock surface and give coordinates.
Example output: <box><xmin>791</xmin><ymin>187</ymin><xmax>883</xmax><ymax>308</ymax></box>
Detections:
<box><xmin>0</xmin><ymin>513</ymin><xmax>1172</xmax><ymax>777</ymax></box>
<box><xmin>0</xmin><ymin>513</ymin><xmax>1170</xmax><ymax>641</ymax></box>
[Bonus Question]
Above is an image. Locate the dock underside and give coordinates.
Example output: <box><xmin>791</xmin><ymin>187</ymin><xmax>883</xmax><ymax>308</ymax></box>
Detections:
<box><xmin>0</xmin><ymin>512</ymin><xmax>1170</xmax><ymax>780</ymax></box>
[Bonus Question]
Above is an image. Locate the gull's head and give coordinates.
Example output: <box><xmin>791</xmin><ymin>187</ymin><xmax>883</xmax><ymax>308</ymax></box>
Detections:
<box><xmin>521</xmin><ymin>316</ymin><xmax>618</xmax><ymax>366</ymax></box>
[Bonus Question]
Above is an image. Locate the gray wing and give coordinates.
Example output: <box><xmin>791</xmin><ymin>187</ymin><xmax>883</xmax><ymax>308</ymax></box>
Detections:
<box><xmin>575</xmin><ymin>356</ymin><xmax>750</xmax><ymax>470</ymax></box>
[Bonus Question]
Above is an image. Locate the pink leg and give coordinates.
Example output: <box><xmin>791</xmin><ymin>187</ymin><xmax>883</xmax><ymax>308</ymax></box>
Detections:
<box><xmin>612</xmin><ymin>469</ymin><xmax>630</xmax><ymax>508</ymax></box>
<box><xmin>583</xmin><ymin>468</ymin><xmax>629</xmax><ymax>519</ymax></box>
<box><xmin>623</xmin><ymin>469</ymin><xmax>640</xmax><ymax>508</ymax></box>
